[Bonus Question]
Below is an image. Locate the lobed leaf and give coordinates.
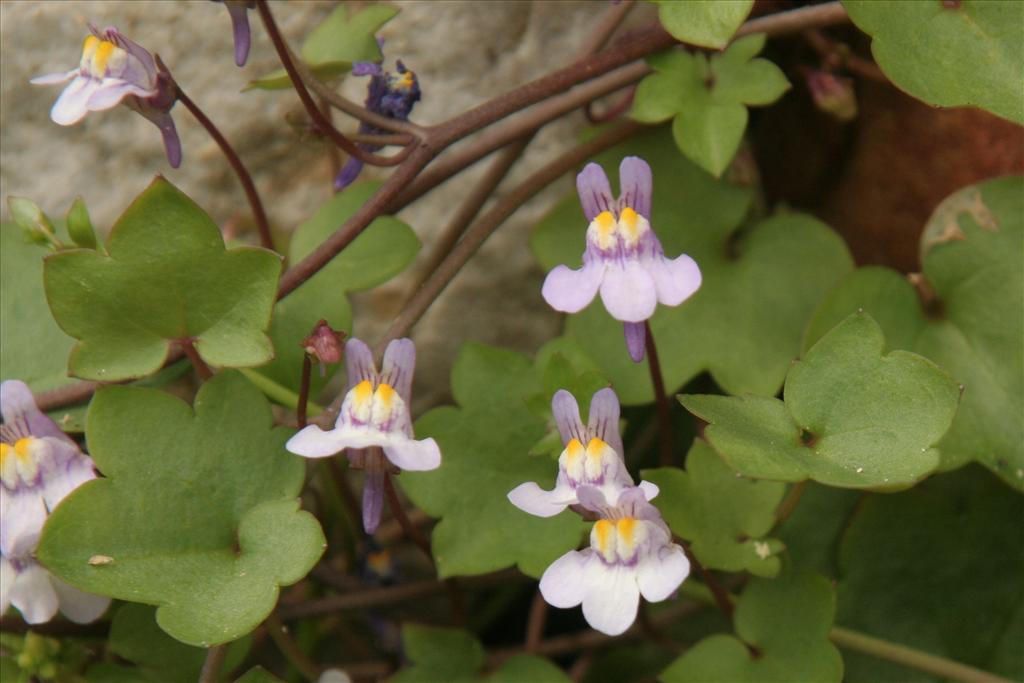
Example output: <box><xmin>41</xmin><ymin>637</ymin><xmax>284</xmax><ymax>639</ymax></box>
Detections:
<box><xmin>653</xmin><ymin>0</ymin><xmax>754</xmax><ymax>49</ymax></box>
<box><xmin>683</xmin><ymin>312</ymin><xmax>961</xmax><ymax>488</ymax></box>
<box><xmin>805</xmin><ymin>176</ymin><xmax>1024</xmax><ymax>489</ymax></box>
<box><xmin>43</xmin><ymin>178</ymin><xmax>281</xmax><ymax>382</ymax></box>
<box><xmin>37</xmin><ymin>372</ymin><xmax>325</xmax><ymax>646</ymax></box>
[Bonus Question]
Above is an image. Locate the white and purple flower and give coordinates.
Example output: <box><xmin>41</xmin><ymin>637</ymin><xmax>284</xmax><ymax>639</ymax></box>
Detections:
<box><xmin>286</xmin><ymin>338</ymin><xmax>441</xmax><ymax>533</ymax></box>
<box><xmin>539</xmin><ymin>485</ymin><xmax>689</xmax><ymax>636</ymax></box>
<box><xmin>541</xmin><ymin>157</ymin><xmax>702</xmax><ymax>362</ymax></box>
<box><xmin>508</xmin><ymin>388</ymin><xmax>657</xmax><ymax>518</ymax></box>
<box><xmin>31</xmin><ymin>26</ymin><xmax>182</xmax><ymax>167</ymax></box>
<box><xmin>221</xmin><ymin>1</ymin><xmax>256</xmax><ymax>67</ymax></box>
<box><xmin>0</xmin><ymin>380</ymin><xmax>110</xmax><ymax>625</ymax></box>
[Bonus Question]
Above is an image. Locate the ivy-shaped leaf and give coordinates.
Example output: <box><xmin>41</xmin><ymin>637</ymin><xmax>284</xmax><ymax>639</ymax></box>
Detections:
<box><xmin>683</xmin><ymin>312</ymin><xmax>961</xmax><ymax>488</ymax></box>
<box><xmin>0</xmin><ymin>223</ymin><xmax>75</xmax><ymax>392</ymax></box>
<box><xmin>531</xmin><ymin>126</ymin><xmax>853</xmax><ymax>406</ymax></box>
<box><xmin>107</xmin><ymin>604</ymin><xmax>250</xmax><ymax>682</ymax></box>
<box><xmin>661</xmin><ymin>571</ymin><xmax>843</xmax><ymax>682</ymax></box>
<box><xmin>844</xmin><ymin>0</ymin><xmax>1024</xmax><ymax>125</ymax></box>
<box><xmin>256</xmin><ymin>183</ymin><xmax>420</xmax><ymax>396</ymax></box>
<box><xmin>837</xmin><ymin>467</ymin><xmax>1024</xmax><ymax>682</ymax></box>
<box><xmin>805</xmin><ymin>176</ymin><xmax>1024</xmax><ymax>489</ymax></box>
<box><xmin>644</xmin><ymin>440</ymin><xmax>786</xmax><ymax>577</ymax></box>
<box><xmin>633</xmin><ymin>35</ymin><xmax>790</xmax><ymax>176</ymax></box>
<box><xmin>43</xmin><ymin>178</ymin><xmax>281</xmax><ymax>382</ymax></box>
<box><xmin>399</xmin><ymin>343</ymin><xmax>588</xmax><ymax>579</ymax></box>
<box><xmin>248</xmin><ymin>4</ymin><xmax>399</xmax><ymax>90</ymax></box>
<box><xmin>652</xmin><ymin>0</ymin><xmax>754</xmax><ymax>49</ymax></box>
<box><xmin>391</xmin><ymin>624</ymin><xmax>569</xmax><ymax>683</ymax></box>
<box><xmin>37</xmin><ymin>372</ymin><xmax>325</xmax><ymax>646</ymax></box>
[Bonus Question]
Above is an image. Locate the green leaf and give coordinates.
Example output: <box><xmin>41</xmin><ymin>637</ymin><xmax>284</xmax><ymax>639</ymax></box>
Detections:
<box><xmin>43</xmin><ymin>178</ymin><xmax>282</xmax><ymax>382</ymax></box>
<box><xmin>0</xmin><ymin>223</ymin><xmax>75</xmax><ymax>392</ymax></box>
<box><xmin>531</xmin><ymin>126</ymin><xmax>853</xmax><ymax>405</ymax></box>
<box><xmin>633</xmin><ymin>36</ymin><xmax>789</xmax><ymax>176</ymax></box>
<box><xmin>255</xmin><ymin>182</ymin><xmax>419</xmax><ymax>396</ymax></box>
<box><xmin>654</xmin><ymin>0</ymin><xmax>754</xmax><ymax>49</ymax></box>
<box><xmin>644</xmin><ymin>440</ymin><xmax>786</xmax><ymax>577</ymax></box>
<box><xmin>248</xmin><ymin>4</ymin><xmax>398</xmax><ymax>90</ymax></box>
<box><xmin>775</xmin><ymin>483</ymin><xmax>861</xmax><ymax>579</ymax></box>
<box><xmin>661</xmin><ymin>571</ymin><xmax>843</xmax><ymax>682</ymax></box>
<box><xmin>683</xmin><ymin>312</ymin><xmax>961</xmax><ymax>488</ymax></box>
<box><xmin>108</xmin><ymin>604</ymin><xmax>250</xmax><ymax>682</ymax></box>
<box><xmin>844</xmin><ymin>0</ymin><xmax>1024</xmax><ymax>125</ymax></box>
<box><xmin>391</xmin><ymin>624</ymin><xmax>569</xmax><ymax>683</ymax></box>
<box><xmin>399</xmin><ymin>343</ymin><xmax>588</xmax><ymax>578</ymax></box>
<box><xmin>804</xmin><ymin>176</ymin><xmax>1024</xmax><ymax>489</ymax></box>
<box><xmin>391</xmin><ymin>624</ymin><xmax>483</xmax><ymax>683</ymax></box>
<box><xmin>837</xmin><ymin>466</ymin><xmax>1024</xmax><ymax>682</ymax></box>
<box><xmin>37</xmin><ymin>372</ymin><xmax>325</xmax><ymax>646</ymax></box>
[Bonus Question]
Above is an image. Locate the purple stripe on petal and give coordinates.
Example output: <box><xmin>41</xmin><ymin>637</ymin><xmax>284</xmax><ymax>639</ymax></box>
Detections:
<box><xmin>362</xmin><ymin>468</ymin><xmax>385</xmax><ymax>534</ymax></box>
<box><xmin>618</xmin><ymin>156</ymin><xmax>653</xmax><ymax>219</ymax></box>
<box><xmin>551</xmin><ymin>390</ymin><xmax>585</xmax><ymax>445</ymax></box>
<box><xmin>649</xmin><ymin>253</ymin><xmax>701</xmax><ymax>307</ymax></box>
<box><xmin>624</xmin><ymin>321</ymin><xmax>646</xmax><ymax>363</ymax></box>
<box><xmin>1</xmin><ymin>381</ymin><xmax>69</xmax><ymax>442</ymax></box>
<box><xmin>380</xmin><ymin>338</ymin><xmax>416</xmax><ymax>403</ymax></box>
<box><xmin>599</xmin><ymin>261</ymin><xmax>657</xmax><ymax>322</ymax></box>
<box><xmin>587</xmin><ymin>388</ymin><xmax>624</xmax><ymax>457</ymax></box>
<box><xmin>344</xmin><ymin>338</ymin><xmax>377</xmax><ymax>391</ymax></box>
<box><xmin>576</xmin><ymin>163</ymin><xmax>615</xmax><ymax>221</ymax></box>
<box><xmin>575</xmin><ymin>485</ymin><xmax>613</xmax><ymax>516</ymax></box>
<box><xmin>541</xmin><ymin>262</ymin><xmax>603</xmax><ymax>314</ymax></box>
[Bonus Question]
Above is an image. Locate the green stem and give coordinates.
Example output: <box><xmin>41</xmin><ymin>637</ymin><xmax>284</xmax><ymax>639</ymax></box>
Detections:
<box><xmin>237</xmin><ymin>368</ymin><xmax>323</xmax><ymax>416</ymax></box>
<box><xmin>829</xmin><ymin>627</ymin><xmax>1015</xmax><ymax>683</ymax></box>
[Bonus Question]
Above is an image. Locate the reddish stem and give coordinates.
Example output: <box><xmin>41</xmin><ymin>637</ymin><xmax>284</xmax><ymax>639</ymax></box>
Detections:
<box><xmin>644</xmin><ymin>321</ymin><xmax>674</xmax><ymax>467</ymax></box>
<box><xmin>179</xmin><ymin>339</ymin><xmax>213</xmax><ymax>381</ymax></box>
<box><xmin>297</xmin><ymin>354</ymin><xmax>312</xmax><ymax>428</ymax></box>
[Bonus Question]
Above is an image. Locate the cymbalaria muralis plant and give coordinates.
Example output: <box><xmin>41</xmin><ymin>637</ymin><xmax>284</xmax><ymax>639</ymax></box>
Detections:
<box><xmin>1</xmin><ymin>1</ymin><xmax>1021</xmax><ymax>681</ymax></box>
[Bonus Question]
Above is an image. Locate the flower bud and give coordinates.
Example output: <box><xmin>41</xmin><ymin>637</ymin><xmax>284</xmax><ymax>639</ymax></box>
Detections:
<box><xmin>302</xmin><ymin>319</ymin><xmax>346</xmax><ymax>365</ymax></box>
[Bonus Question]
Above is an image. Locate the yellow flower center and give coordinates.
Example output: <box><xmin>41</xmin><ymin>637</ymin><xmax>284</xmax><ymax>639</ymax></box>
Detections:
<box><xmin>0</xmin><ymin>437</ymin><xmax>42</xmax><ymax>489</ymax></box>
<box><xmin>80</xmin><ymin>35</ymin><xmax>126</xmax><ymax>78</ymax></box>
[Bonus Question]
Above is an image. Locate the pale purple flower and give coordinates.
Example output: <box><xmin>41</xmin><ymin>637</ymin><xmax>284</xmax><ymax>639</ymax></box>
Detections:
<box><xmin>287</xmin><ymin>338</ymin><xmax>441</xmax><ymax>533</ymax></box>
<box><xmin>539</xmin><ymin>485</ymin><xmax>689</xmax><ymax>636</ymax></box>
<box><xmin>0</xmin><ymin>380</ymin><xmax>109</xmax><ymax>625</ymax></box>
<box><xmin>508</xmin><ymin>388</ymin><xmax>657</xmax><ymax>518</ymax></box>
<box><xmin>31</xmin><ymin>26</ymin><xmax>182</xmax><ymax>168</ymax></box>
<box><xmin>541</xmin><ymin>157</ymin><xmax>701</xmax><ymax>362</ymax></box>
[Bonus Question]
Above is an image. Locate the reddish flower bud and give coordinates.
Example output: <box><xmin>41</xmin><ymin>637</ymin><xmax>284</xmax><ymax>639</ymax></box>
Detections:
<box><xmin>302</xmin><ymin>320</ymin><xmax>346</xmax><ymax>365</ymax></box>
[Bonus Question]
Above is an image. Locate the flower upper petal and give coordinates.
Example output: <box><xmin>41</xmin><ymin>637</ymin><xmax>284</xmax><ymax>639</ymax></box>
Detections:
<box><xmin>576</xmin><ymin>163</ymin><xmax>615</xmax><ymax>222</ymax></box>
<box><xmin>542</xmin><ymin>262</ymin><xmax>603</xmax><ymax>314</ymax></box>
<box><xmin>587</xmin><ymin>388</ymin><xmax>623</xmax><ymax>459</ymax></box>
<box><xmin>551</xmin><ymin>390</ymin><xmax>585</xmax><ymax>446</ymax></box>
<box><xmin>380</xmin><ymin>338</ymin><xmax>416</xmax><ymax>405</ymax></box>
<box><xmin>581</xmin><ymin>563</ymin><xmax>641</xmax><ymax>636</ymax></box>
<box><xmin>618</xmin><ymin>156</ymin><xmax>653</xmax><ymax>219</ymax></box>
<box><xmin>9</xmin><ymin>563</ymin><xmax>59</xmax><ymax>625</ymax></box>
<box><xmin>648</xmin><ymin>253</ymin><xmax>702</xmax><ymax>307</ymax></box>
<box><xmin>51</xmin><ymin>576</ymin><xmax>110</xmax><ymax>623</ymax></box>
<box><xmin>637</xmin><ymin>544</ymin><xmax>689</xmax><ymax>602</ymax></box>
<box><xmin>539</xmin><ymin>549</ymin><xmax>588</xmax><ymax>608</ymax></box>
<box><xmin>599</xmin><ymin>261</ymin><xmax>657</xmax><ymax>322</ymax></box>
<box><xmin>1</xmin><ymin>380</ymin><xmax>70</xmax><ymax>443</ymax></box>
<box><xmin>344</xmin><ymin>338</ymin><xmax>377</xmax><ymax>392</ymax></box>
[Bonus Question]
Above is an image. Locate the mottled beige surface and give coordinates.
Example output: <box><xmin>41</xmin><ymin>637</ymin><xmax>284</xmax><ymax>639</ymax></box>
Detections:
<box><xmin>0</xmin><ymin>0</ymin><xmax>640</xmax><ymax>405</ymax></box>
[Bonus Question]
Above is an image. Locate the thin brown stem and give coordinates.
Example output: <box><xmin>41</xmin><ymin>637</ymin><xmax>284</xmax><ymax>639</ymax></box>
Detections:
<box><xmin>644</xmin><ymin>321</ymin><xmax>674</xmax><ymax>467</ymax></box>
<box><xmin>774</xmin><ymin>481</ymin><xmax>807</xmax><ymax>527</ymax></box>
<box><xmin>376</xmin><ymin>122</ymin><xmax>641</xmax><ymax>356</ymax></box>
<box><xmin>575</xmin><ymin>0</ymin><xmax>637</xmax><ymax>59</ymax></box>
<box><xmin>297</xmin><ymin>354</ymin><xmax>312</xmax><ymax>428</ymax></box>
<box><xmin>179</xmin><ymin>339</ymin><xmax>213</xmax><ymax>381</ymax></box>
<box><xmin>351</xmin><ymin>132</ymin><xmax>414</xmax><ymax>147</ymax></box>
<box><xmin>255</xmin><ymin>0</ymin><xmax>412</xmax><ymax>166</ymax></box>
<box><xmin>585</xmin><ymin>87</ymin><xmax>636</xmax><ymax>125</ymax></box>
<box><xmin>171</xmin><ymin>76</ymin><xmax>273</xmax><ymax>251</ymax></box>
<box><xmin>525</xmin><ymin>588</ymin><xmax>549</xmax><ymax>653</ymax></box>
<box><xmin>402</xmin><ymin>134</ymin><xmax>534</xmax><ymax>301</ymax></box>
<box><xmin>198</xmin><ymin>644</ymin><xmax>228</xmax><ymax>683</ymax></box>
<box><xmin>266</xmin><ymin>611</ymin><xmax>320</xmax><ymax>681</ymax></box>
<box><xmin>681</xmin><ymin>544</ymin><xmax>734</xmax><ymax>619</ymax></box>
